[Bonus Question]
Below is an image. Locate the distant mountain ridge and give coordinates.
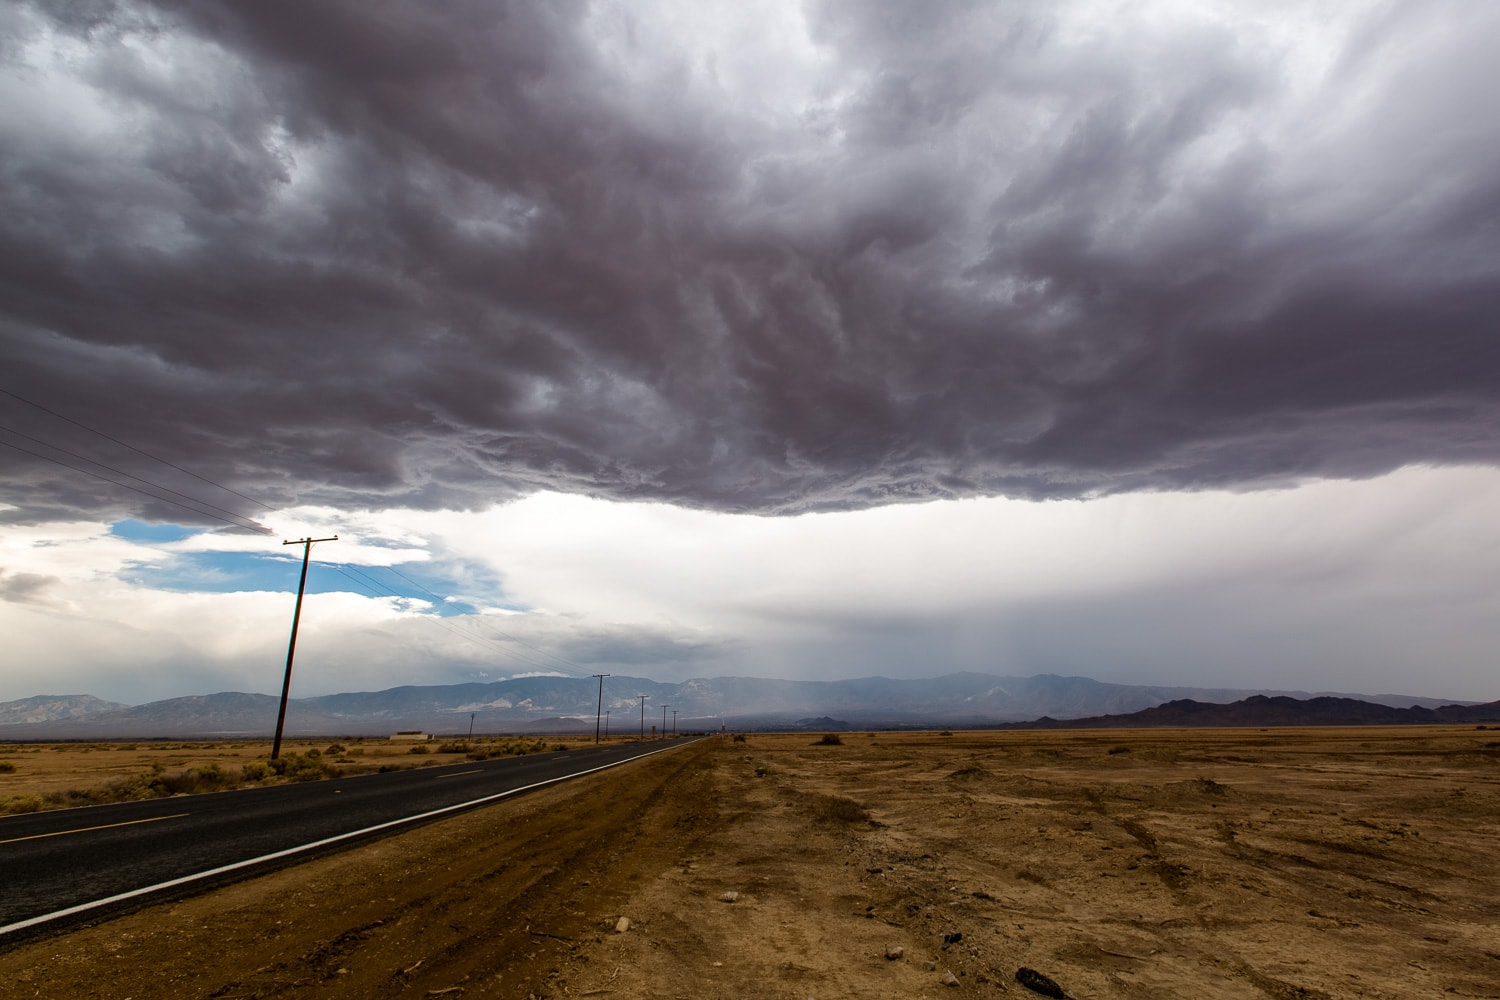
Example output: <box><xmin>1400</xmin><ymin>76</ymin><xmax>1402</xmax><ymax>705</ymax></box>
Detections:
<box><xmin>1014</xmin><ymin>694</ymin><xmax>1500</xmax><ymax>729</ymax></box>
<box><xmin>0</xmin><ymin>694</ymin><xmax>130</xmax><ymax>726</ymax></box>
<box><xmin>0</xmin><ymin>673</ymin><xmax>1487</xmax><ymax>740</ymax></box>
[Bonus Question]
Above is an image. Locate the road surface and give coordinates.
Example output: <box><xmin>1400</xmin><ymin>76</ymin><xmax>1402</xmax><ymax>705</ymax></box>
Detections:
<box><xmin>0</xmin><ymin>739</ymin><xmax>696</xmax><ymax>940</ymax></box>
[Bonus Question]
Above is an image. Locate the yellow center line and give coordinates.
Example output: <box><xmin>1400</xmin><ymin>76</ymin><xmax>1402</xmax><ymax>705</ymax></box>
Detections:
<box><xmin>435</xmin><ymin>769</ymin><xmax>482</xmax><ymax>779</ymax></box>
<box><xmin>0</xmin><ymin>812</ymin><xmax>191</xmax><ymax>846</ymax></box>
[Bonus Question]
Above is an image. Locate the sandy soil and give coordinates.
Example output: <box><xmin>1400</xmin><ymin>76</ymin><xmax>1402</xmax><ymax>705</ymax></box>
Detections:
<box><xmin>2</xmin><ymin>727</ymin><xmax>1498</xmax><ymax>999</ymax></box>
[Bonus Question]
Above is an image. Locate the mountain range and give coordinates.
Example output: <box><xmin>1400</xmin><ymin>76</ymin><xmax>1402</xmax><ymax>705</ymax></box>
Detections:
<box><xmin>0</xmin><ymin>673</ymin><xmax>1490</xmax><ymax>740</ymax></box>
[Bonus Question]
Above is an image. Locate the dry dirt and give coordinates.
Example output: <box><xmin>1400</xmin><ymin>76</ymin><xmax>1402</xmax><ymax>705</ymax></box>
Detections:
<box><xmin>2</xmin><ymin>727</ymin><xmax>1499</xmax><ymax>999</ymax></box>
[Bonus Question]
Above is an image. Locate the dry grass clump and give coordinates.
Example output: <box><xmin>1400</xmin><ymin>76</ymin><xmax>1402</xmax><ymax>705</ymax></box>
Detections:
<box><xmin>803</xmin><ymin>791</ymin><xmax>871</xmax><ymax>825</ymax></box>
<box><xmin>464</xmin><ymin>738</ymin><xmax>561</xmax><ymax>760</ymax></box>
<box><xmin>0</xmin><ymin>753</ymin><xmax>345</xmax><ymax>815</ymax></box>
<box><xmin>814</xmin><ymin>733</ymin><xmax>844</xmax><ymax>745</ymax></box>
<box><xmin>254</xmin><ymin>752</ymin><xmax>344</xmax><ymax>783</ymax></box>
<box><xmin>0</xmin><ymin>760</ymin><xmax>16</xmax><ymax>773</ymax></box>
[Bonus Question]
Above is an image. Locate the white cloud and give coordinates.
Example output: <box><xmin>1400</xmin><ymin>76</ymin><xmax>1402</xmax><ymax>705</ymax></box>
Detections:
<box><xmin>5</xmin><ymin>465</ymin><xmax>1499</xmax><ymax>705</ymax></box>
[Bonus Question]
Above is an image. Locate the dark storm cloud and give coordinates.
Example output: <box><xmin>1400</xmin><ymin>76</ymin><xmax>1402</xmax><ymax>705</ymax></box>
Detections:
<box><xmin>0</xmin><ymin>567</ymin><xmax>61</xmax><ymax>605</ymax></box>
<box><xmin>3</xmin><ymin>0</ymin><xmax>1498</xmax><ymax>524</ymax></box>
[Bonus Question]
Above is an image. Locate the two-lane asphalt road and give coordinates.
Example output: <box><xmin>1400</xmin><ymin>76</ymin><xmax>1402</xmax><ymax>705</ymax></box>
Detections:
<box><xmin>0</xmin><ymin>739</ymin><xmax>699</xmax><ymax>941</ymax></box>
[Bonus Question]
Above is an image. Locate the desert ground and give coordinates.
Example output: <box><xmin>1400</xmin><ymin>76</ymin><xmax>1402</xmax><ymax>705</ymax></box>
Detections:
<box><xmin>1</xmin><ymin>726</ymin><xmax>1497</xmax><ymax>999</ymax></box>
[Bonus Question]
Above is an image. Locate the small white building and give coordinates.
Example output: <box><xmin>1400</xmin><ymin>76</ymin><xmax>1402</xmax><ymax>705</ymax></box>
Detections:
<box><xmin>389</xmin><ymin>730</ymin><xmax>432</xmax><ymax>742</ymax></box>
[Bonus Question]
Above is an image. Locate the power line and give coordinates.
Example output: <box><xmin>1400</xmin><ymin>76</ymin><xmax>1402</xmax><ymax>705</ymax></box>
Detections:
<box><xmin>0</xmin><ymin>423</ymin><xmax>270</xmax><ymax>533</ymax></box>
<box><xmin>0</xmin><ymin>438</ymin><xmax>272</xmax><ymax>535</ymax></box>
<box><xmin>0</xmin><ymin>387</ymin><xmax>281</xmax><ymax>513</ymax></box>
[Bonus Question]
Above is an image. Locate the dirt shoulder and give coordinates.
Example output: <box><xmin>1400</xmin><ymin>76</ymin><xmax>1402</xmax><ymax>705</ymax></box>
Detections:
<box><xmin>3</xmin><ymin>727</ymin><xmax>1499</xmax><ymax>1000</ymax></box>
<box><xmin>2</xmin><ymin>738</ymin><xmax>722</xmax><ymax>999</ymax></box>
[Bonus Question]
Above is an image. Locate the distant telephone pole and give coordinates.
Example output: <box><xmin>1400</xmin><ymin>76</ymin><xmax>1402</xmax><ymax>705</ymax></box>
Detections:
<box><xmin>672</xmin><ymin>709</ymin><xmax>678</xmax><ymax>735</ymax></box>
<box><xmin>661</xmin><ymin>704</ymin><xmax>670</xmax><ymax>740</ymax></box>
<box><xmin>272</xmin><ymin>535</ymin><xmax>337</xmax><ymax>760</ymax></box>
<box><xmin>638</xmin><ymin>695</ymin><xmax>647</xmax><ymax>741</ymax></box>
<box><xmin>593</xmin><ymin>673</ymin><xmax>610</xmax><ymax>744</ymax></box>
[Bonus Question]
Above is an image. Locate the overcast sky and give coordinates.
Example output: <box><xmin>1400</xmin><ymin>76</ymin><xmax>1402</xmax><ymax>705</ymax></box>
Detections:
<box><xmin>2</xmin><ymin>0</ymin><xmax>1498</xmax><ymax>706</ymax></box>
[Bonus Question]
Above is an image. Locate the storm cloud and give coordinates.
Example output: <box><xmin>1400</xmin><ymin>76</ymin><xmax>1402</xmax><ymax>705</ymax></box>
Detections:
<box><xmin>4</xmin><ymin>0</ymin><xmax>1499</xmax><ymax>524</ymax></box>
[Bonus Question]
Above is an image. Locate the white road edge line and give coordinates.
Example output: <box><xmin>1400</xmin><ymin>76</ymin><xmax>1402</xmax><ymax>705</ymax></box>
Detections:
<box><xmin>1</xmin><ymin>740</ymin><xmax>693</xmax><ymax>938</ymax></box>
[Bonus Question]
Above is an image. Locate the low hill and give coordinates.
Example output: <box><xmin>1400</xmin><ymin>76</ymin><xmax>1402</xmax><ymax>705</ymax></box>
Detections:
<box><xmin>1013</xmin><ymin>694</ymin><xmax>1500</xmax><ymax>729</ymax></box>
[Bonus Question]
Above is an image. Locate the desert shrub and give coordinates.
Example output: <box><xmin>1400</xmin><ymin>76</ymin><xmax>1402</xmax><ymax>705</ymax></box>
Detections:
<box><xmin>939</xmin><ymin>730</ymin><xmax>954</xmax><ymax>736</ymax></box>
<box><xmin>155</xmin><ymin>764</ymin><xmax>236</xmax><ymax>795</ymax></box>
<box><xmin>345</xmin><ymin>747</ymin><xmax>365</xmax><ymax>756</ymax></box>
<box><xmin>435</xmin><ymin>742</ymin><xmax>469</xmax><ymax>753</ymax></box>
<box><xmin>465</xmin><ymin>738</ymin><xmax>552</xmax><ymax>759</ymax></box>
<box><xmin>1107</xmin><ymin>745</ymin><xmax>1132</xmax><ymax>755</ymax></box>
<box><xmin>325</xmin><ymin>743</ymin><xmax>346</xmax><ymax>755</ymax></box>
<box><xmin>22</xmin><ymin>762</ymin><xmax>246</xmax><ymax>811</ymax></box>
<box><xmin>814</xmin><ymin>733</ymin><xmax>843</xmax><ymax>745</ymax></box>
<box><xmin>1</xmin><ymin>794</ymin><xmax>45</xmax><ymax>814</ymax></box>
<box><xmin>553</xmin><ymin>743</ymin><xmax>567</xmax><ymax>752</ymax></box>
<box><xmin>0</xmin><ymin>760</ymin><xmax>16</xmax><ymax>773</ymax></box>
<box><xmin>242</xmin><ymin>761</ymin><xmax>273</xmax><ymax>781</ymax></box>
<box><xmin>1193</xmin><ymin>777</ymin><xmax>1228</xmax><ymax>795</ymax></box>
<box><xmin>408</xmin><ymin>744</ymin><xmax>430</xmax><ymax>754</ymax></box>
<box><xmin>265</xmin><ymin>752</ymin><xmax>342</xmax><ymax>781</ymax></box>
<box><xmin>805</xmin><ymin>792</ymin><xmax>870</xmax><ymax>824</ymax></box>
<box><xmin>732</xmin><ymin>733</ymin><xmax>746</xmax><ymax>743</ymax></box>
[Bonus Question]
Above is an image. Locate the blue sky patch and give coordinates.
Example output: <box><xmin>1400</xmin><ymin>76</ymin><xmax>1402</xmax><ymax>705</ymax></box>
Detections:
<box><xmin>109</xmin><ymin>519</ymin><xmax>205</xmax><ymax>543</ymax></box>
<box><xmin>115</xmin><ymin>542</ymin><xmax>504</xmax><ymax>616</ymax></box>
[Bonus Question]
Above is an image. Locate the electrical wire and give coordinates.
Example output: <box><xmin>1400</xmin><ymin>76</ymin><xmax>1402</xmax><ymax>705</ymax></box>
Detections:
<box><xmin>0</xmin><ymin>438</ymin><xmax>273</xmax><ymax>535</ymax></box>
<box><xmin>0</xmin><ymin>387</ymin><xmax>281</xmax><ymax>513</ymax></box>
<box><xmin>0</xmin><ymin>423</ymin><xmax>271</xmax><ymax>533</ymax></box>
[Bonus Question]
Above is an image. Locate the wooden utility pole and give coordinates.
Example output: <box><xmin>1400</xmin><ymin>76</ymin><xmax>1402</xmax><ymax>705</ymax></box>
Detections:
<box><xmin>638</xmin><ymin>695</ymin><xmax>647</xmax><ymax>741</ymax></box>
<box><xmin>272</xmin><ymin>535</ymin><xmax>337</xmax><ymax>760</ymax></box>
<box><xmin>593</xmin><ymin>673</ymin><xmax>610</xmax><ymax>744</ymax></box>
<box><xmin>661</xmin><ymin>704</ymin><xmax>670</xmax><ymax>740</ymax></box>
